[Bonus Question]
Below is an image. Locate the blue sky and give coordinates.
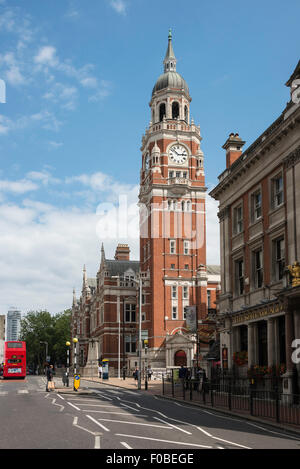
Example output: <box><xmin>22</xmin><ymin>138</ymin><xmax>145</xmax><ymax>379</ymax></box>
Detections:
<box><xmin>0</xmin><ymin>0</ymin><xmax>299</xmax><ymax>313</ymax></box>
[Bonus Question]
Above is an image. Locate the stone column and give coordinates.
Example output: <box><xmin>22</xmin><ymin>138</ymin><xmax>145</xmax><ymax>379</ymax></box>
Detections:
<box><xmin>267</xmin><ymin>318</ymin><xmax>275</xmax><ymax>367</ymax></box>
<box><xmin>285</xmin><ymin>311</ymin><xmax>294</xmax><ymax>373</ymax></box>
<box><xmin>247</xmin><ymin>323</ymin><xmax>255</xmax><ymax>367</ymax></box>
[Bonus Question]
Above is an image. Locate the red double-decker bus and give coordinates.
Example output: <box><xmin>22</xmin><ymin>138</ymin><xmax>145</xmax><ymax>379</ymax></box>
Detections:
<box><xmin>3</xmin><ymin>341</ymin><xmax>26</xmax><ymax>379</ymax></box>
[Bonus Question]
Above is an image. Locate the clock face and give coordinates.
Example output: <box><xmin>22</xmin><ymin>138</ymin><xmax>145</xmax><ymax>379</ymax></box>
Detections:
<box><xmin>169</xmin><ymin>144</ymin><xmax>188</xmax><ymax>164</ymax></box>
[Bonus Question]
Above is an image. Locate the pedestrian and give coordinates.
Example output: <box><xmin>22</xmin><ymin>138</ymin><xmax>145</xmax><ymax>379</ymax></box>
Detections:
<box><xmin>147</xmin><ymin>366</ymin><xmax>153</xmax><ymax>381</ymax></box>
<box><xmin>133</xmin><ymin>367</ymin><xmax>139</xmax><ymax>385</ymax></box>
<box><xmin>46</xmin><ymin>364</ymin><xmax>54</xmax><ymax>392</ymax></box>
<box><xmin>98</xmin><ymin>364</ymin><xmax>103</xmax><ymax>379</ymax></box>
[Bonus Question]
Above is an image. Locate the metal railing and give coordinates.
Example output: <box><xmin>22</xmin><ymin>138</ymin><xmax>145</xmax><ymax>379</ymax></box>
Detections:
<box><xmin>162</xmin><ymin>376</ymin><xmax>300</xmax><ymax>427</ymax></box>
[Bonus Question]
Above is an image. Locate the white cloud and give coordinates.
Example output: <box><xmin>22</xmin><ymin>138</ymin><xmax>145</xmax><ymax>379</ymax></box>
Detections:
<box><xmin>108</xmin><ymin>0</ymin><xmax>127</xmax><ymax>15</ymax></box>
<box><xmin>0</xmin><ymin>178</ymin><xmax>38</xmax><ymax>194</ymax></box>
<box><xmin>34</xmin><ymin>46</ymin><xmax>58</xmax><ymax>67</ymax></box>
<box><xmin>0</xmin><ymin>170</ymin><xmax>220</xmax><ymax>315</ymax></box>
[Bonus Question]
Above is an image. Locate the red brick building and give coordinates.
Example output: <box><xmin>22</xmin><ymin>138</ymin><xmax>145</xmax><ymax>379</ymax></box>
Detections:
<box><xmin>71</xmin><ymin>32</ymin><xmax>221</xmax><ymax>375</ymax></box>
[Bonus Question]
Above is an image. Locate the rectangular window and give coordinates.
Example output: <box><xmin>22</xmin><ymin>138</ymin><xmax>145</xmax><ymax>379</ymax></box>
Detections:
<box><xmin>273</xmin><ymin>238</ymin><xmax>285</xmax><ymax>281</ymax></box>
<box><xmin>125</xmin><ymin>335</ymin><xmax>136</xmax><ymax>353</ymax></box>
<box><xmin>184</xmin><ymin>264</ymin><xmax>189</xmax><ymax>270</ymax></box>
<box><xmin>176</xmin><ymin>171</ymin><xmax>181</xmax><ymax>178</ymax></box>
<box><xmin>171</xmin><ymin>264</ymin><xmax>175</xmax><ymax>269</ymax></box>
<box><xmin>235</xmin><ymin>259</ymin><xmax>244</xmax><ymax>296</ymax></box>
<box><xmin>183</xmin><ymin>286</ymin><xmax>188</xmax><ymax>299</ymax></box>
<box><xmin>272</xmin><ymin>174</ymin><xmax>283</xmax><ymax>208</ymax></box>
<box><xmin>125</xmin><ymin>304</ymin><xmax>136</xmax><ymax>323</ymax></box>
<box><xmin>251</xmin><ymin>190</ymin><xmax>262</xmax><ymax>221</ymax></box>
<box><xmin>233</xmin><ymin>205</ymin><xmax>243</xmax><ymax>234</ymax></box>
<box><xmin>172</xmin><ymin>285</ymin><xmax>177</xmax><ymax>299</ymax></box>
<box><xmin>170</xmin><ymin>239</ymin><xmax>176</xmax><ymax>254</ymax></box>
<box><xmin>253</xmin><ymin>249</ymin><xmax>263</xmax><ymax>289</ymax></box>
<box><xmin>183</xmin><ymin>172</ymin><xmax>187</xmax><ymax>179</ymax></box>
<box><xmin>207</xmin><ymin>290</ymin><xmax>211</xmax><ymax>308</ymax></box>
<box><xmin>172</xmin><ymin>306</ymin><xmax>178</xmax><ymax>319</ymax></box>
<box><xmin>183</xmin><ymin>240</ymin><xmax>189</xmax><ymax>255</ymax></box>
<box><xmin>169</xmin><ymin>171</ymin><xmax>174</xmax><ymax>178</ymax></box>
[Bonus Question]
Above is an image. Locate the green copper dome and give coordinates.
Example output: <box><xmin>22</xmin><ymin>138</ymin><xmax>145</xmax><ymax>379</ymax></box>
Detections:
<box><xmin>152</xmin><ymin>31</ymin><xmax>189</xmax><ymax>97</ymax></box>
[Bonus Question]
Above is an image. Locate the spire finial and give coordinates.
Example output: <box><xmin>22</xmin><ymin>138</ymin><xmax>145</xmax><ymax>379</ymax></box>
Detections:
<box><xmin>163</xmin><ymin>29</ymin><xmax>176</xmax><ymax>73</ymax></box>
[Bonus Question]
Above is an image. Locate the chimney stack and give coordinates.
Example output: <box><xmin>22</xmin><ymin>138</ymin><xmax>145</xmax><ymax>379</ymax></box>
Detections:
<box><xmin>114</xmin><ymin>244</ymin><xmax>130</xmax><ymax>261</ymax></box>
<box><xmin>223</xmin><ymin>133</ymin><xmax>245</xmax><ymax>169</ymax></box>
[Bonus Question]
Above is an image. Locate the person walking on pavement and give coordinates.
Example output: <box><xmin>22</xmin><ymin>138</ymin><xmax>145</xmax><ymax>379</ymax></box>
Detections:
<box><xmin>46</xmin><ymin>364</ymin><xmax>54</xmax><ymax>392</ymax></box>
<box><xmin>98</xmin><ymin>364</ymin><xmax>103</xmax><ymax>379</ymax></box>
<box><xmin>133</xmin><ymin>367</ymin><xmax>139</xmax><ymax>386</ymax></box>
<box><xmin>147</xmin><ymin>366</ymin><xmax>153</xmax><ymax>381</ymax></box>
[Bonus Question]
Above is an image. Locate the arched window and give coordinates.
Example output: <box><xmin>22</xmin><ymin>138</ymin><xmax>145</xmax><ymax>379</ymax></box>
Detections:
<box><xmin>159</xmin><ymin>103</ymin><xmax>166</xmax><ymax>122</ymax></box>
<box><xmin>181</xmin><ymin>201</ymin><xmax>185</xmax><ymax>211</ymax></box>
<box><xmin>184</xmin><ymin>105</ymin><xmax>188</xmax><ymax>123</ymax></box>
<box><xmin>186</xmin><ymin>201</ymin><xmax>191</xmax><ymax>211</ymax></box>
<box><xmin>172</xmin><ymin>101</ymin><xmax>179</xmax><ymax>119</ymax></box>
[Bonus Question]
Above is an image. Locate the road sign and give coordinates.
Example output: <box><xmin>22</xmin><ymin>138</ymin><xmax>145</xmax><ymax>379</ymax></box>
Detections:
<box><xmin>74</xmin><ymin>374</ymin><xmax>81</xmax><ymax>390</ymax></box>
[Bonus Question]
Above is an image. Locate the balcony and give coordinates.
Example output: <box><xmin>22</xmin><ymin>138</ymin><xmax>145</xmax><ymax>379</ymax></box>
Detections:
<box><xmin>168</xmin><ymin>177</ymin><xmax>190</xmax><ymax>194</ymax></box>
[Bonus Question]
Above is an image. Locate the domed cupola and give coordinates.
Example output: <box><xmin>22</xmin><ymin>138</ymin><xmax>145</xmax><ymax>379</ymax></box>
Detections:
<box><xmin>150</xmin><ymin>30</ymin><xmax>191</xmax><ymax>125</ymax></box>
<box><xmin>151</xmin><ymin>29</ymin><xmax>190</xmax><ymax>98</ymax></box>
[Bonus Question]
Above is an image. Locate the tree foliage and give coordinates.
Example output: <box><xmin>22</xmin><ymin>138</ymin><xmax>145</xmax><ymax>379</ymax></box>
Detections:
<box><xmin>19</xmin><ymin>309</ymin><xmax>71</xmax><ymax>370</ymax></box>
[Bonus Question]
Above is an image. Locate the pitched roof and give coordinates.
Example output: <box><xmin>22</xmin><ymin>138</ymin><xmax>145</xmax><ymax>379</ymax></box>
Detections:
<box><xmin>105</xmin><ymin>259</ymin><xmax>140</xmax><ymax>277</ymax></box>
<box><xmin>207</xmin><ymin>265</ymin><xmax>221</xmax><ymax>275</ymax></box>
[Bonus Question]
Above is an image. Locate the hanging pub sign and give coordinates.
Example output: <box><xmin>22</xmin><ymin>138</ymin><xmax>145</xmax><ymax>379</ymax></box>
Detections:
<box><xmin>222</xmin><ymin>347</ymin><xmax>228</xmax><ymax>370</ymax></box>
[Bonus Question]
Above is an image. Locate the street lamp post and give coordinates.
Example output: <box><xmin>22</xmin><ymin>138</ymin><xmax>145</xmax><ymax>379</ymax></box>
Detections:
<box><xmin>144</xmin><ymin>339</ymin><xmax>148</xmax><ymax>390</ymax></box>
<box><xmin>66</xmin><ymin>341</ymin><xmax>71</xmax><ymax>387</ymax></box>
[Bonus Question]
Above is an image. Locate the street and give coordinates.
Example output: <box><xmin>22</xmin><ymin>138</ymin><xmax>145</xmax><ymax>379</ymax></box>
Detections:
<box><xmin>0</xmin><ymin>375</ymin><xmax>300</xmax><ymax>450</ymax></box>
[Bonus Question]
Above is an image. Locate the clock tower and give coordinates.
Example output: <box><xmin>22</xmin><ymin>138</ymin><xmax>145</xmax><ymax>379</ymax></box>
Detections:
<box><xmin>139</xmin><ymin>31</ymin><xmax>208</xmax><ymax>368</ymax></box>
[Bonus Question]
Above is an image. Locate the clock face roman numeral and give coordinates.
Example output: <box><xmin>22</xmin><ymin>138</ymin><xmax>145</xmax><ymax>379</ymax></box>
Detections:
<box><xmin>169</xmin><ymin>145</ymin><xmax>188</xmax><ymax>164</ymax></box>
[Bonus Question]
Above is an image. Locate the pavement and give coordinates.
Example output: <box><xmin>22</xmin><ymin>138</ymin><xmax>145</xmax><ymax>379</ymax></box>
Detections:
<box><xmin>54</xmin><ymin>375</ymin><xmax>162</xmax><ymax>394</ymax></box>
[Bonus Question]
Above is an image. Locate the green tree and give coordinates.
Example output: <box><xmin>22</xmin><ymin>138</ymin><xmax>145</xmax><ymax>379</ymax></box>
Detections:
<box><xmin>20</xmin><ymin>309</ymin><xmax>71</xmax><ymax>371</ymax></box>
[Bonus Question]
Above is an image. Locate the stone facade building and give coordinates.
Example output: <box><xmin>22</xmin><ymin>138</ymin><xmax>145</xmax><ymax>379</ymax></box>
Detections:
<box><xmin>210</xmin><ymin>60</ymin><xmax>300</xmax><ymax>394</ymax></box>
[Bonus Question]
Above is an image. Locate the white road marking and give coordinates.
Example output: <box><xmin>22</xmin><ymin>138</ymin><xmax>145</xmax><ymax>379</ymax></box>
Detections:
<box><xmin>115</xmin><ymin>433</ymin><xmax>212</xmax><ymax>449</ymax></box>
<box><xmin>81</xmin><ymin>410</ymin><xmax>144</xmax><ymax>416</ymax></box>
<box><xmin>57</xmin><ymin>394</ymin><xmax>65</xmax><ymax>400</ymax></box>
<box><xmin>130</xmin><ymin>400</ymin><xmax>251</xmax><ymax>450</ymax></box>
<box><xmin>154</xmin><ymin>416</ymin><xmax>192</xmax><ymax>435</ymax></box>
<box><xmin>96</xmin><ymin>393</ymin><xmax>113</xmax><ymax>401</ymax></box>
<box><xmin>17</xmin><ymin>390</ymin><xmax>29</xmax><ymax>394</ymax></box>
<box><xmin>120</xmin><ymin>441</ymin><xmax>132</xmax><ymax>449</ymax></box>
<box><xmin>67</xmin><ymin>402</ymin><xmax>81</xmax><ymax>411</ymax></box>
<box><xmin>86</xmin><ymin>415</ymin><xmax>110</xmax><ymax>432</ymax></box>
<box><xmin>94</xmin><ymin>436</ymin><xmax>101</xmax><ymax>449</ymax></box>
<box><xmin>97</xmin><ymin>418</ymin><xmax>174</xmax><ymax>429</ymax></box>
<box><xmin>195</xmin><ymin>427</ymin><xmax>251</xmax><ymax>449</ymax></box>
<box><xmin>246</xmin><ymin>422</ymin><xmax>300</xmax><ymax>441</ymax></box>
<box><xmin>105</xmin><ymin>390</ymin><xmax>122</xmax><ymax>394</ymax></box>
<box><xmin>120</xmin><ymin>403</ymin><xmax>141</xmax><ymax>412</ymax></box>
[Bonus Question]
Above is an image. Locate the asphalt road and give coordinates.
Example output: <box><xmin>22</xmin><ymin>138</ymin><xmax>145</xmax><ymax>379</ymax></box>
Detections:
<box><xmin>0</xmin><ymin>375</ymin><xmax>300</xmax><ymax>450</ymax></box>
